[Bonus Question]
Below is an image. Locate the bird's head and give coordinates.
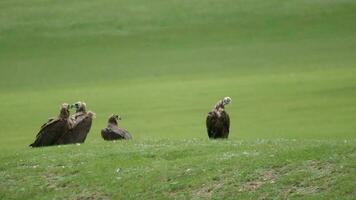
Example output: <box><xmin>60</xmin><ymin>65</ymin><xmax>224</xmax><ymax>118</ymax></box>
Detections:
<box><xmin>108</xmin><ymin>114</ymin><xmax>121</xmax><ymax>125</ymax></box>
<box><xmin>223</xmin><ymin>97</ymin><xmax>232</xmax><ymax>106</ymax></box>
<box><xmin>59</xmin><ymin>103</ymin><xmax>71</xmax><ymax>118</ymax></box>
<box><xmin>71</xmin><ymin>101</ymin><xmax>87</xmax><ymax>113</ymax></box>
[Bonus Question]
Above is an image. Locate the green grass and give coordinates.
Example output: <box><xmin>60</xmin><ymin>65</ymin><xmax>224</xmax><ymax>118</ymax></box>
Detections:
<box><xmin>0</xmin><ymin>0</ymin><xmax>355</xmax><ymax>199</ymax></box>
<box><xmin>1</xmin><ymin>140</ymin><xmax>355</xmax><ymax>199</ymax></box>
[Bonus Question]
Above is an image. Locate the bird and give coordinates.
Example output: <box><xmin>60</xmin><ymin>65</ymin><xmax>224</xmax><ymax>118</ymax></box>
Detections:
<box><xmin>30</xmin><ymin>103</ymin><xmax>73</xmax><ymax>147</ymax></box>
<box><xmin>56</xmin><ymin>101</ymin><xmax>94</xmax><ymax>144</ymax></box>
<box><xmin>101</xmin><ymin>114</ymin><xmax>132</xmax><ymax>140</ymax></box>
<box><xmin>206</xmin><ymin>97</ymin><xmax>232</xmax><ymax>139</ymax></box>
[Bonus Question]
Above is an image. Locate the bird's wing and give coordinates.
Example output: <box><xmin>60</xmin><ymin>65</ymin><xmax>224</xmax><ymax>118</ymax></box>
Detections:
<box><xmin>103</xmin><ymin>126</ymin><xmax>115</xmax><ymax>139</ymax></box>
<box><xmin>103</xmin><ymin>124</ymin><xmax>131</xmax><ymax>140</ymax></box>
<box><xmin>117</xmin><ymin>127</ymin><xmax>132</xmax><ymax>139</ymax></box>
<box><xmin>101</xmin><ymin>125</ymin><xmax>119</xmax><ymax>140</ymax></box>
<box><xmin>40</xmin><ymin>117</ymin><xmax>55</xmax><ymax>129</ymax></box>
<box><xmin>30</xmin><ymin>118</ymin><xmax>68</xmax><ymax>147</ymax></box>
<box><xmin>111</xmin><ymin>126</ymin><xmax>127</xmax><ymax>139</ymax></box>
<box><xmin>70</xmin><ymin>114</ymin><xmax>93</xmax><ymax>143</ymax></box>
<box><xmin>222</xmin><ymin>111</ymin><xmax>230</xmax><ymax>133</ymax></box>
<box><xmin>101</xmin><ymin>127</ymin><xmax>110</xmax><ymax>139</ymax></box>
<box><xmin>206</xmin><ymin>112</ymin><xmax>216</xmax><ymax>138</ymax></box>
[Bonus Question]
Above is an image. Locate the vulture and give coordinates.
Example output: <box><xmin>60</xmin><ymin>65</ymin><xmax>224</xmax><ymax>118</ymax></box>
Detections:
<box><xmin>101</xmin><ymin>114</ymin><xmax>132</xmax><ymax>140</ymax></box>
<box><xmin>30</xmin><ymin>103</ymin><xmax>73</xmax><ymax>147</ymax></box>
<box><xmin>56</xmin><ymin>101</ymin><xmax>94</xmax><ymax>144</ymax></box>
<box><xmin>206</xmin><ymin>97</ymin><xmax>232</xmax><ymax>139</ymax></box>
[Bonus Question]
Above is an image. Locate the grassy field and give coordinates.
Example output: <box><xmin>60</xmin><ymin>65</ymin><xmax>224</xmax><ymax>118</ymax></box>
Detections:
<box><xmin>0</xmin><ymin>0</ymin><xmax>355</xmax><ymax>199</ymax></box>
<box><xmin>1</xmin><ymin>140</ymin><xmax>355</xmax><ymax>199</ymax></box>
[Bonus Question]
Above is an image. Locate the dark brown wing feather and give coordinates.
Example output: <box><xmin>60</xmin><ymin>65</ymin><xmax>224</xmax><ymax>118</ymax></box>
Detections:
<box><xmin>40</xmin><ymin>118</ymin><xmax>55</xmax><ymax>129</ymax></box>
<box><xmin>206</xmin><ymin>112</ymin><xmax>217</xmax><ymax>138</ymax></box>
<box><xmin>72</xmin><ymin>115</ymin><xmax>92</xmax><ymax>143</ymax></box>
<box><xmin>57</xmin><ymin>113</ymin><xmax>92</xmax><ymax>144</ymax></box>
<box><xmin>225</xmin><ymin>112</ymin><xmax>230</xmax><ymax>133</ymax></box>
<box><xmin>30</xmin><ymin>118</ymin><xmax>70</xmax><ymax>147</ymax></box>
<box><xmin>34</xmin><ymin>118</ymin><xmax>56</xmax><ymax>139</ymax></box>
<box><xmin>206</xmin><ymin>111</ymin><xmax>230</xmax><ymax>139</ymax></box>
<box><xmin>220</xmin><ymin>111</ymin><xmax>230</xmax><ymax>138</ymax></box>
<box><xmin>102</xmin><ymin>124</ymin><xmax>132</xmax><ymax>140</ymax></box>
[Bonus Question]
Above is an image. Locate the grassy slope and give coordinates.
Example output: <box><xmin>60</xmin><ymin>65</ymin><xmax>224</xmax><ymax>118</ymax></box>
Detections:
<box><xmin>0</xmin><ymin>140</ymin><xmax>355</xmax><ymax>199</ymax></box>
<box><xmin>0</xmin><ymin>0</ymin><xmax>356</xmax><ymax>199</ymax></box>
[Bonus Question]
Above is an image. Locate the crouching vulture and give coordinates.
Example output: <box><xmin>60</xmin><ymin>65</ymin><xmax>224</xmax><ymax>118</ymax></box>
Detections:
<box><xmin>101</xmin><ymin>114</ymin><xmax>132</xmax><ymax>140</ymax></box>
<box><xmin>56</xmin><ymin>101</ymin><xmax>94</xmax><ymax>144</ymax></box>
<box><xmin>206</xmin><ymin>97</ymin><xmax>232</xmax><ymax>139</ymax></box>
<box><xmin>30</xmin><ymin>103</ymin><xmax>73</xmax><ymax>147</ymax></box>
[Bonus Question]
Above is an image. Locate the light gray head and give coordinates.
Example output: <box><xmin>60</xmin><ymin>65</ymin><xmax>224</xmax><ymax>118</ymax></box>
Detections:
<box><xmin>223</xmin><ymin>97</ymin><xmax>232</xmax><ymax>105</ymax></box>
<box><xmin>113</xmin><ymin>114</ymin><xmax>122</xmax><ymax>121</ymax></box>
<box><xmin>70</xmin><ymin>101</ymin><xmax>87</xmax><ymax>112</ymax></box>
<box><xmin>109</xmin><ymin>114</ymin><xmax>122</xmax><ymax>125</ymax></box>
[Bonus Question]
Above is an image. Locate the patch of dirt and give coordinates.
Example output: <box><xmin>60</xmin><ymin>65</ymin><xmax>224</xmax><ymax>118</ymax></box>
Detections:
<box><xmin>280</xmin><ymin>160</ymin><xmax>336</xmax><ymax>199</ymax></box>
<box><xmin>74</xmin><ymin>190</ymin><xmax>110</xmax><ymax>200</ymax></box>
<box><xmin>192</xmin><ymin>183</ymin><xmax>223</xmax><ymax>199</ymax></box>
<box><xmin>194</xmin><ymin>185</ymin><xmax>214</xmax><ymax>198</ymax></box>
<box><xmin>239</xmin><ymin>169</ymin><xmax>276</xmax><ymax>192</ymax></box>
<box><xmin>282</xmin><ymin>186</ymin><xmax>319</xmax><ymax>199</ymax></box>
<box><xmin>42</xmin><ymin>170</ymin><xmax>80</xmax><ymax>190</ymax></box>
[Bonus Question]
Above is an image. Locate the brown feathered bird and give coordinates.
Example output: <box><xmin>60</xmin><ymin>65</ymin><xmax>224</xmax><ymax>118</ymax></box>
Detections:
<box><xmin>57</xmin><ymin>101</ymin><xmax>94</xmax><ymax>144</ymax></box>
<box><xmin>101</xmin><ymin>114</ymin><xmax>132</xmax><ymax>140</ymax></box>
<box><xmin>30</xmin><ymin>103</ymin><xmax>73</xmax><ymax>147</ymax></box>
<box><xmin>206</xmin><ymin>97</ymin><xmax>232</xmax><ymax>139</ymax></box>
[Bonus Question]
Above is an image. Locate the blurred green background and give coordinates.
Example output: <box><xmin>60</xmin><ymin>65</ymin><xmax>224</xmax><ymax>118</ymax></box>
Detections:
<box><xmin>1</xmin><ymin>0</ymin><xmax>355</xmax><ymax>149</ymax></box>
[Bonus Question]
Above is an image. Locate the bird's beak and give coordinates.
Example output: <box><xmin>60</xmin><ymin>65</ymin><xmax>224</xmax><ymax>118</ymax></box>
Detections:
<box><xmin>69</xmin><ymin>104</ymin><xmax>75</xmax><ymax>109</ymax></box>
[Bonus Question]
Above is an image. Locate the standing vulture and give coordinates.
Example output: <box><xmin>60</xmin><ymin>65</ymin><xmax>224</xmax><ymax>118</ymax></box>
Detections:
<box><xmin>30</xmin><ymin>103</ymin><xmax>73</xmax><ymax>147</ymax></box>
<box><xmin>101</xmin><ymin>114</ymin><xmax>132</xmax><ymax>140</ymax></box>
<box><xmin>57</xmin><ymin>101</ymin><xmax>94</xmax><ymax>144</ymax></box>
<box><xmin>206</xmin><ymin>97</ymin><xmax>232</xmax><ymax>139</ymax></box>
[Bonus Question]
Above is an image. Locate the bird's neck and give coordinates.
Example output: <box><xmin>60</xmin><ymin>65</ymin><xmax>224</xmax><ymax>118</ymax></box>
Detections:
<box><xmin>108</xmin><ymin>119</ymin><xmax>118</xmax><ymax>126</ymax></box>
<box><xmin>77</xmin><ymin>110</ymin><xmax>88</xmax><ymax>116</ymax></box>
<box><xmin>214</xmin><ymin>108</ymin><xmax>224</xmax><ymax>117</ymax></box>
<box><xmin>59</xmin><ymin>110</ymin><xmax>69</xmax><ymax>119</ymax></box>
<box><xmin>77</xmin><ymin>109</ymin><xmax>86</xmax><ymax>113</ymax></box>
<box><xmin>213</xmin><ymin>100</ymin><xmax>225</xmax><ymax>111</ymax></box>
